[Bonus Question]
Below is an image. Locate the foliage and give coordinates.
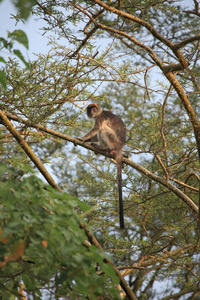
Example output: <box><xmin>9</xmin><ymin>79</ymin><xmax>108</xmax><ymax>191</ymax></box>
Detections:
<box><xmin>1</xmin><ymin>0</ymin><xmax>200</xmax><ymax>299</ymax></box>
<box><xmin>0</xmin><ymin>162</ymin><xmax>120</xmax><ymax>299</ymax></box>
<box><xmin>0</xmin><ymin>29</ymin><xmax>30</xmax><ymax>89</ymax></box>
<box><xmin>0</xmin><ymin>0</ymin><xmax>33</xmax><ymax>89</ymax></box>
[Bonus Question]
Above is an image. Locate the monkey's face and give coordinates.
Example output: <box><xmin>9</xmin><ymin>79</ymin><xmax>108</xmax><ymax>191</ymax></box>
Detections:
<box><xmin>86</xmin><ymin>104</ymin><xmax>102</xmax><ymax>118</ymax></box>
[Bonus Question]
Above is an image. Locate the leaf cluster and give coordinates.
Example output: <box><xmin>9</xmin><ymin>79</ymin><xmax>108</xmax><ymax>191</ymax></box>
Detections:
<box><xmin>0</xmin><ymin>162</ymin><xmax>120</xmax><ymax>299</ymax></box>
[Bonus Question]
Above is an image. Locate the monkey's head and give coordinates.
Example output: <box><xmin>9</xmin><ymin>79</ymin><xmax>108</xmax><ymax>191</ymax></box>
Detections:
<box><xmin>86</xmin><ymin>103</ymin><xmax>102</xmax><ymax>118</ymax></box>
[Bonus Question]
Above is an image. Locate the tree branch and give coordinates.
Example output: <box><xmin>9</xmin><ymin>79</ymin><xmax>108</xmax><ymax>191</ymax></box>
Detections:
<box><xmin>91</xmin><ymin>0</ymin><xmax>188</xmax><ymax>69</ymax></box>
<box><xmin>124</xmin><ymin>155</ymin><xmax>198</xmax><ymax>216</ymax></box>
<box><xmin>81</xmin><ymin>222</ymin><xmax>138</xmax><ymax>300</ymax></box>
<box><xmin>173</xmin><ymin>35</ymin><xmax>200</xmax><ymax>50</ymax></box>
<box><xmin>164</xmin><ymin>72</ymin><xmax>200</xmax><ymax>161</ymax></box>
<box><xmin>122</xmin><ymin>244</ymin><xmax>195</xmax><ymax>277</ymax></box>
<box><xmin>91</xmin><ymin>0</ymin><xmax>174</xmax><ymax>48</ymax></box>
<box><xmin>5</xmin><ymin>112</ymin><xmax>199</xmax><ymax>218</ymax></box>
<box><xmin>0</xmin><ymin>110</ymin><xmax>61</xmax><ymax>192</ymax></box>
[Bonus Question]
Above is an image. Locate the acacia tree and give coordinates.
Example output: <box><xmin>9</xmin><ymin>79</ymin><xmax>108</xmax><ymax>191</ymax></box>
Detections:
<box><xmin>0</xmin><ymin>0</ymin><xmax>200</xmax><ymax>299</ymax></box>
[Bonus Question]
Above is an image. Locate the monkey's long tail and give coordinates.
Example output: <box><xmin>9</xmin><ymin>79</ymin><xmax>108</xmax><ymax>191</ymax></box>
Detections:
<box><xmin>117</xmin><ymin>154</ymin><xmax>124</xmax><ymax>229</ymax></box>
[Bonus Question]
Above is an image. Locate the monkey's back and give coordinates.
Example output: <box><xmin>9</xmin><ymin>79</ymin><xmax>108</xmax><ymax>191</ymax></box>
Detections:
<box><xmin>102</xmin><ymin>110</ymin><xmax>126</xmax><ymax>146</ymax></box>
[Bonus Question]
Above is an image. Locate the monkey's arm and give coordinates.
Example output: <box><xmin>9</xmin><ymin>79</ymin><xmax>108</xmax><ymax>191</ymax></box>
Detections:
<box><xmin>84</xmin><ymin>135</ymin><xmax>98</xmax><ymax>142</ymax></box>
<box><xmin>76</xmin><ymin>133</ymin><xmax>98</xmax><ymax>143</ymax></box>
<box><xmin>80</xmin><ymin>124</ymin><xmax>100</xmax><ymax>142</ymax></box>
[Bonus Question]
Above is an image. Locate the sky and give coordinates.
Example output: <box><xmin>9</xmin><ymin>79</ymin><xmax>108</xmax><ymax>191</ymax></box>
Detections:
<box><xmin>0</xmin><ymin>0</ymin><xmax>51</xmax><ymax>62</ymax></box>
<box><xmin>0</xmin><ymin>0</ymin><xmax>193</xmax><ymax>64</ymax></box>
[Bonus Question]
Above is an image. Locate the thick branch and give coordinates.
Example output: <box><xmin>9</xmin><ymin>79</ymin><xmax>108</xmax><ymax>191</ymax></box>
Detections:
<box><xmin>91</xmin><ymin>0</ymin><xmax>188</xmax><ymax>69</ymax></box>
<box><xmin>162</xmin><ymin>63</ymin><xmax>189</xmax><ymax>73</ymax></box>
<box><xmin>5</xmin><ymin>112</ymin><xmax>199</xmax><ymax>217</ymax></box>
<box><xmin>0</xmin><ymin>110</ymin><xmax>61</xmax><ymax>192</ymax></box>
<box><xmin>91</xmin><ymin>0</ymin><xmax>173</xmax><ymax>48</ymax></box>
<box><xmin>173</xmin><ymin>35</ymin><xmax>200</xmax><ymax>50</ymax></box>
<box><xmin>164</xmin><ymin>72</ymin><xmax>200</xmax><ymax>160</ymax></box>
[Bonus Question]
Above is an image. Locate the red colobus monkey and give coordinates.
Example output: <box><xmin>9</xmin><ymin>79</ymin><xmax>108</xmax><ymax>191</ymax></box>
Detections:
<box><xmin>78</xmin><ymin>103</ymin><xmax>126</xmax><ymax>229</ymax></box>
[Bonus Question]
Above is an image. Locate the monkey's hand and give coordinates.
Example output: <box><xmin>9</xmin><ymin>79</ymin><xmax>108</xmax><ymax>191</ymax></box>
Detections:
<box><xmin>74</xmin><ymin>137</ymin><xmax>84</xmax><ymax>146</ymax></box>
<box><xmin>76</xmin><ymin>137</ymin><xmax>94</xmax><ymax>142</ymax></box>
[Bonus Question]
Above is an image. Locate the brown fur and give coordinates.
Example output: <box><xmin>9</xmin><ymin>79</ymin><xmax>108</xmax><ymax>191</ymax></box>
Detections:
<box><xmin>79</xmin><ymin>104</ymin><xmax>126</xmax><ymax>229</ymax></box>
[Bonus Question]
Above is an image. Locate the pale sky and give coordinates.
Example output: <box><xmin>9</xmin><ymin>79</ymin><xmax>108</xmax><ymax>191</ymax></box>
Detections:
<box><xmin>0</xmin><ymin>0</ymin><xmax>50</xmax><ymax>62</ymax></box>
<box><xmin>0</xmin><ymin>0</ymin><xmax>193</xmax><ymax>64</ymax></box>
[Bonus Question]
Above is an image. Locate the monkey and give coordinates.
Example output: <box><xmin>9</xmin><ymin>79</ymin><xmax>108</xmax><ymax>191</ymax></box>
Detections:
<box><xmin>78</xmin><ymin>103</ymin><xmax>126</xmax><ymax>229</ymax></box>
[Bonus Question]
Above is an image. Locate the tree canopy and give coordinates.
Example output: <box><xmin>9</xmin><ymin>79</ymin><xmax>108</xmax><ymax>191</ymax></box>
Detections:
<box><xmin>0</xmin><ymin>0</ymin><xmax>200</xmax><ymax>299</ymax></box>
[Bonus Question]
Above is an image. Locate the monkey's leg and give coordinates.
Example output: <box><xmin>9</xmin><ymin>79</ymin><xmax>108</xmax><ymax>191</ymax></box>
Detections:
<box><xmin>90</xmin><ymin>143</ymin><xmax>110</xmax><ymax>155</ymax></box>
<box><xmin>76</xmin><ymin>135</ymin><xmax>98</xmax><ymax>143</ymax></box>
<box><xmin>91</xmin><ymin>143</ymin><xmax>109</xmax><ymax>151</ymax></box>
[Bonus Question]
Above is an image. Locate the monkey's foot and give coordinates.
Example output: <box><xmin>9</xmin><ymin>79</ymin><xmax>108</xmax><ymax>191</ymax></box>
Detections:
<box><xmin>110</xmin><ymin>150</ymin><xmax>116</xmax><ymax>156</ymax></box>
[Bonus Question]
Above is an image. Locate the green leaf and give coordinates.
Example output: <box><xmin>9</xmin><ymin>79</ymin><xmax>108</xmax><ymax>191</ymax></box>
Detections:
<box><xmin>21</xmin><ymin>274</ymin><xmax>36</xmax><ymax>290</ymax></box>
<box><xmin>0</xmin><ymin>163</ymin><xmax>8</xmax><ymax>177</ymax></box>
<box><xmin>11</xmin><ymin>30</ymin><xmax>29</xmax><ymax>49</ymax></box>
<box><xmin>0</xmin><ymin>56</ymin><xmax>6</xmax><ymax>63</ymax></box>
<box><xmin>13</xmin><ymin>49</ymin><xmax>30</xmax><ymax>69</ymax></box>
<box><xmin>77</xmin><ymin>199</ymin><xmax>91</xmax><ymax>212</ymax></box>
<box><xmin>0</xmin><ymin>70</ymin><xmax>7</xmax><ymax>89</ymax></box>
<box><xmin>0</xmin><ymin>163</ymin><xmax>121</xmax><ymax>299</ymax></box>
<box><xmin>0</xmin><ymin>37</ymin><xmax>9</xmax><ymax>48</ymax></box>
<box><xmin>101</xmin><ymin>263</ymin><xmax>119</xmax><ymax>285</ymax></box>
<box><xmin>13</xmin><ymin>0</ymin><xmax>35</xmax><ymax>20</ymax></box>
